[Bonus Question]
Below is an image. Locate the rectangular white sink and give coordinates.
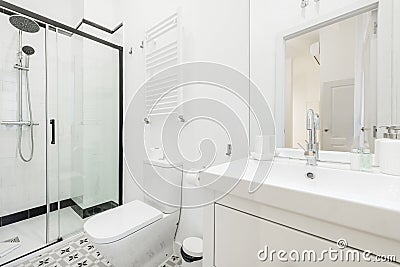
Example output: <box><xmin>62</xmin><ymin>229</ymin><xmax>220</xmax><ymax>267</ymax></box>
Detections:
<box><xmin>201</xmin><ymin>157</ymin><xmax>400</xmax><ymax>242</ymax></box>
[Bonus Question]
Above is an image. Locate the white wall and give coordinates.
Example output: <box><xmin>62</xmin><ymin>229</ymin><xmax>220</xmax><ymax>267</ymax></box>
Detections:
<box><xmin>291</xmin><ymin>53</ymin><xmax>321</xmax><ymax>147</ymax></box>
<box><xmin>83</xmin><ymin>0</ymin><xmax>122</xmax><ymax>30</ymax></box>
<box><xmin>116</xmin><ymin>0</ymin><xmax>250</xmax><ymax>244</ymax></box>
<box><xmin>82</xmin><ymin>0</ymin><xmax>123</xmax><ymax>45</ymax></box>
<box><xmin>394</xmin><ymin>1</ymin><xmax>400</xmax><ymax>124</ymax></box>
<box><xmin>319</xmin><ymin>18</ymin><xmax>356</xmax><ymax>83</ymax></box>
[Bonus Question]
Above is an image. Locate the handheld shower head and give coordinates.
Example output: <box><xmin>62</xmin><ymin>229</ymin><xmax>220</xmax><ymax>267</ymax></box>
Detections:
<box><xmin>22</xmin><ymin>45</ymin><xmax>35</xmax><ymax>56</ymax></box>
<box><xmin>22</xmin><ymin>46</ymin><xmax>35</xmax><ymax>68</ymax></box>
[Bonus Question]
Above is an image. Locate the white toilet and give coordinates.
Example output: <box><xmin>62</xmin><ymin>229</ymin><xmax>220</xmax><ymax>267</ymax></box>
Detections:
<box><xmin>84</xmin><ymin>160</ymin><xmax>182</xmax><ymax>267</ymax></box>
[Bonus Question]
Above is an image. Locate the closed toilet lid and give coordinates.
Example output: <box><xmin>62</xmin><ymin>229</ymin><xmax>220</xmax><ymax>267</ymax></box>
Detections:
<box><xmin>84</xmin><ymin>200</ymin><xmax>163</xmax><ymax>244</ymax></box>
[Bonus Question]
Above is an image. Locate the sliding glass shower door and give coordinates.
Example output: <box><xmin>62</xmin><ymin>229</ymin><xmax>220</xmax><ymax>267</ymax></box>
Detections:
<box><xmin>46</xmin><ymin>26</ymin><xmax>120</xmax><ymax>241</ymax></box>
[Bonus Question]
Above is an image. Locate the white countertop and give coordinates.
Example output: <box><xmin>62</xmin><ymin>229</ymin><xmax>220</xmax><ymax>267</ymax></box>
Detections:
<box><xmin>201</xmin><ymin>157</ymin><xmax>400</xmax><ymax>243</ymax></box>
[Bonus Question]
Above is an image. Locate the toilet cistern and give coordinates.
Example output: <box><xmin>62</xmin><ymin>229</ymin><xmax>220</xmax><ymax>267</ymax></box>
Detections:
<box><xmin>303</xmin><ymin>109</ymin><xmax>320</xmax><ymax>166</ymax></box>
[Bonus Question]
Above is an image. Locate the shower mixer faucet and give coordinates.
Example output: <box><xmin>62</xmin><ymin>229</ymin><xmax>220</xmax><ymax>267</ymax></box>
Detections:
<box><xmin>0</xmin><ymin>15</ymin><xmax>40</xmax><ymax>162</ymax></box>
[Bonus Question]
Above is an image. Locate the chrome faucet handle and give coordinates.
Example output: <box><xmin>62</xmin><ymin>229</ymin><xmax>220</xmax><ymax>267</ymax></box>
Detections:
<box><xmin>303</xmin><ymin>109</ymin><xmax>319</xmax><ymax>166</ymax></box>
<box><xmin>306</xmin><ymin>109</ymin><xmax>315</xmax><ymax>130</ymax></box>
<box><xmin>305</xmin><ymin>152</ymin><xmax>317</xmax><ymax>166</ymax></box>
<box><xmin>297</xmin><ymin>142</ymin><xmax>306</xmax><ymax>151</ymax></box>
<box><xmin>304</xmin><ymin>150</ymin><xmax>315</xmax><ymax>157</ymax></box>
<box><xmin>299</xmin><ymin>141</ymin><xmax>316</xmax><ymax>155</ymax></box>
<box><xmin>315</xmin><ymin>141</ymin><xmax>320</xmax><ymax>158</ymax></box>
<box><xmin>314</xmin><ymin>113</ymin><xmax>320</xmax><ymax>130</ymax></box>
<box><xmin>388</xmin><ymin>126</ymin><xmax>400</xmax><ymax>132</ymax></box>
<box><xmin>384</xmin><ymin>126</ymin><xmax>400</xmax><ymax>140</ymax></box>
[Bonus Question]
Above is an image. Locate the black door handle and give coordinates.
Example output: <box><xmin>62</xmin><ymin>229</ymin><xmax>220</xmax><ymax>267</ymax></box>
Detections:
<box><xmin>50</xmin><ymin>119</ymin><xmax>56</xmax><ymax>144</ymax></box>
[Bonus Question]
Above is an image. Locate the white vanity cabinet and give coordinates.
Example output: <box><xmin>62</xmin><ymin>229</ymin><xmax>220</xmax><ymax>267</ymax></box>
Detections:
<box><xmin>213</xmin><ymin>204</ymin><xmax>397</xmax><ymax>267</ymax></box>
<box><xmin>201</xmin><ymin>159</ymin><xmax>400</xmax><ymax>266</ymax></box>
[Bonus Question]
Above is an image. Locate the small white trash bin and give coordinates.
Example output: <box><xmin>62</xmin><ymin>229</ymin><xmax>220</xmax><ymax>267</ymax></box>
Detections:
<box><xmin>181</xmin><ymin>237</ymin><xmax>203</xmax><ymax>267</ymax></box>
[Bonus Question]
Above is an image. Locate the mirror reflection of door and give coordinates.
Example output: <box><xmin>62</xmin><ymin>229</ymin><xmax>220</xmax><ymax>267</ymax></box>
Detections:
<box><xmin>321</xmin><ymin>80</ymin><xmax>355</xmax><ymax>151</ymax></box>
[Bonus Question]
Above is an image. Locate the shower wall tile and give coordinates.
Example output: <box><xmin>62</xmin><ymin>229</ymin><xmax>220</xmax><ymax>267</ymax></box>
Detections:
<box><xmin>0</xmin><ymin>185</ymin><xmax>20</xmax><ymax>215</ymax></box>
<box><xmin>1</xmin><ymin>209</ymin><xmax>28</xmax><ymax>226</ymax></box>
<box><xmin>0</xmin><ymin>161</ymin><xmax>17</xmax><ymax>187</ymax></box>
<box><xmin>0</xmin><ymin>89</ymin><xmax>18</xmax><ymax>121</ymax></box>
<box><xmin>0</xmin><ymin>130</ymin><xmax>17</xmax><ymax>158</ymax></box>
<box><xmin>2</xmin><ymin>65</ymin><xmax>18</xmax><ymax>82</ymax></box>
<box><xmin>2</xmin><ymin>80</ymin><xmax>17</xmax><ymax>92</ymax></box>
<box><xmin>28</xmin><ymin>205</ymin><xmax>47</xmax><ymax>218</ymax></box>
<box><xmin>0</xmin><ymin>89</ymin><xmax>17</xmax><ymax>102</ymax></box>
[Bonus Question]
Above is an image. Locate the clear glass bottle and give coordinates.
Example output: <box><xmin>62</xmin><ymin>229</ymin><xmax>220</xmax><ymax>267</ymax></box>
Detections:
<box><xmin>350</xmin><ymin>136</ymin><xmax>361</xmax><ymax>171</ymax></box>
<box><xmin>361</xmin><ymin>130</ymin><xmax>372</xmax><ymax>172</ymax></box>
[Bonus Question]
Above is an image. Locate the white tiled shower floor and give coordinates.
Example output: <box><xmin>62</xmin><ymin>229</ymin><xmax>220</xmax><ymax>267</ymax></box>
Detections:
<box><xmin>14</xmin><ymin>234</ymin><xmax>182</xmax><ymax>267</ymax></box>
<box><xmin>0</xmin><ymin>208</ymin><xmax>82</xmax><ymax>266</ymax></box>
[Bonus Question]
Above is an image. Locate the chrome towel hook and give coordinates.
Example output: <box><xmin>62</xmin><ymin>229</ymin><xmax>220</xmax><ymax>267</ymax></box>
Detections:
<box><xmin>301</xmin><ymin>0</ymin><xmax>309</xmax><ymax>8</ymax></box>
<box><xmin>178</xmin><ymin>115</ymin><xmax>185</xmax><ymax>123</ymax></box>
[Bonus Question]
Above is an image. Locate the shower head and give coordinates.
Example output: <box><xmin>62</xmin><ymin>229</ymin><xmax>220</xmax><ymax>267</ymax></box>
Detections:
<box><xmin>9</xmin><ymin>15</ymin><xmax>40</xmax><ymax>33</ymax></box>
<box><xmin>22</xmin><ymin>45</ymin><xmax>35</xmax><ymax>56</ymax></box>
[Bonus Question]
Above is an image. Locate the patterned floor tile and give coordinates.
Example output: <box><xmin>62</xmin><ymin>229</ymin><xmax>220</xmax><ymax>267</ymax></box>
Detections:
<box><xmin>18</xmin><ymin>234</ymin><xmax>182</xmax><ymax>267</ymax></box>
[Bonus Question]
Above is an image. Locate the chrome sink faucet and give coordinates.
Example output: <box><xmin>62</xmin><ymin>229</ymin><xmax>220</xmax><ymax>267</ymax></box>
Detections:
<box><xmin>304</xmin><ymin>109</ymin><xmax>320</xmax><ymax>166</ymax></box>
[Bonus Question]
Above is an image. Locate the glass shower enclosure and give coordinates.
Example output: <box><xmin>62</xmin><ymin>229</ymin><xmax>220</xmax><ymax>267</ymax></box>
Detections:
<box><xmin>0</xmin><ymin>2</ymin><xmax>122</xmax><ymax>265</ymax></box>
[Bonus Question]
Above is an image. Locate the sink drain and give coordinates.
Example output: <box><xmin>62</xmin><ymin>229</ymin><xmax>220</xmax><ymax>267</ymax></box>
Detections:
<box><xmin>305</xmin><ymin>172</ymin><xmax>316</xmax><ymax>179</ymax></box>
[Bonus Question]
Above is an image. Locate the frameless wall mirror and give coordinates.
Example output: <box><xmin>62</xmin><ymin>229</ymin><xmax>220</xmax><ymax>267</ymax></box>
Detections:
<box><xmin>284</xmin><ymin>10</ymin><xmax>378</xmax><ymax>153</ymax></box>
<box><xmin>273</xmin><ymin>0</ymin><xmax>400</xmax><ymax>159</ymax></box>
